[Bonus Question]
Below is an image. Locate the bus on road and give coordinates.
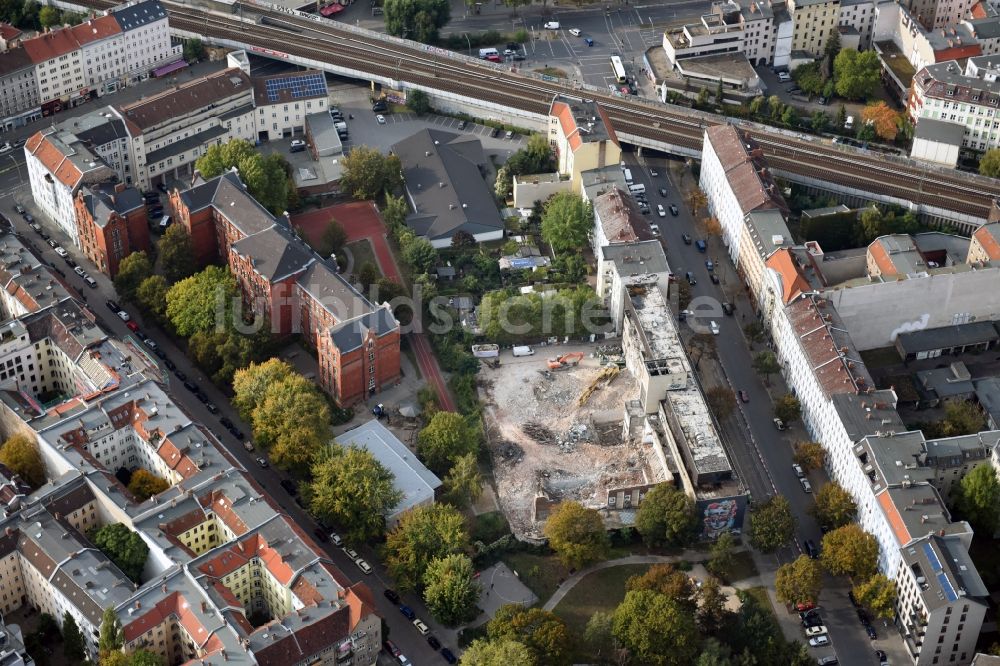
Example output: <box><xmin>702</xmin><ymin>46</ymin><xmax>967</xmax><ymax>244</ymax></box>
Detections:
<box><xmin>610</xmin><ymin>56</ymin><xmax>627</xmax><ymax>84</ymax></box>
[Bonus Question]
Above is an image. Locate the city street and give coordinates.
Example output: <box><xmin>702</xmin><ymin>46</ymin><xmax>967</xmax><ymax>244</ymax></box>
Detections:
<box><xmin>0</xmin><ymin>192</ymin><xmax>450</xmax><ymax>664</ymax></box>
<box><xmin>621</xmin><ymin>151</ymin><xmax>906</xmax><ymax>666</ymax></box>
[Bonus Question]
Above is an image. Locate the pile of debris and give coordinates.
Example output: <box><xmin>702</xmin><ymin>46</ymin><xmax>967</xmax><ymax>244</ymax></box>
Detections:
<box><xmin>523</xmin><ymin>422</ymin><xmax>555</xmax><ymax>443</ymax></box>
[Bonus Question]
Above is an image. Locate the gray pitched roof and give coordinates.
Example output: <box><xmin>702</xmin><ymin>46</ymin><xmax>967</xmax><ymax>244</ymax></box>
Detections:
<box><xmin>111</xmin><ymin>0</ymin><xmax>167</xmax><ymax>31</ymax></box>
<box><xmin>329</xmin><ymin>307</ymin><xmax>397</xmax><ymax>352</ymax></box>
<box><xmin>230</xmin><ymin>225</ymin><xmax>315</xmax><ymax>281</ymax></box>
<box><xmin>392</xmin><ymin>128</ymin><xmax>503</xmax><ymax>243</ymax></box>
<box><xmin>180</xmin><ymin>170</ymin><xmax>277</xmax><ymax>237</ymax></box>
<box><xmin>297</xmin><ymin>260</ymin><xmax>373</xmax><ymax>322</ymax></box>
<box><xmin>81</xmin><ymin>182</ymin><xmax>144</xmax><ymax>227</ymax></box>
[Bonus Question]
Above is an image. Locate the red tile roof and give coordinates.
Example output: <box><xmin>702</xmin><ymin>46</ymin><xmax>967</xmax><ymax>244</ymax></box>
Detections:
<box><xmin>765</xmin><ymin>249</ymin><xmax>811</xmax><ymax>304</ymax></box>
<box><xmin>0</xmin><ymin>23</ymin><xmax>22</xmax><ymax>41</ymax></box>
<box><xmin>197</xmin><ymin>534</ymin><xmax>294</xmax><ymax>586</ymax></box>
<box><xmin>705</xmin><ymin>125</ymin><xmax>788</xmax><ymax>216</ymax></box>
<box><xmin>879</xmin><ymin>491</ymin><xmax>910</xmax><ymax>544</ymax></box>
<box><xmin>68</xmin><ymin>16</ymin><xmax>121</xmax><ymax>46</ymax></box>
<box><xmin>786</xmin><ymin>297</ymin><xmax>866</xmax><ymax>397</ymax></box>
<box><xmin>22</xmin><ymin>27</ymin><xmax>80</xmax><ymax>64</ymax></box>
<box><xmin>973</xmin><ymin>223</ymin><xmax>1000</xmax><ymax>260</ymax></box>
<box><xmin>253</xmin><ymin>607</ymin><xmax>351</xmax><ymax>666</ymax></box>
<box><xmin>26</xmin><ymin>132</ymin><xmax>84</xmax><ymax>189</ymax></box>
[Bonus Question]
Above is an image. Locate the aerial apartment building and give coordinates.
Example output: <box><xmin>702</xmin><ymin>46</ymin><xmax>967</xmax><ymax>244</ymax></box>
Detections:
<box><xmin>910</xmin><ymin>56</ymin><xmax>1000</xmax><ymax>153</ymax></box>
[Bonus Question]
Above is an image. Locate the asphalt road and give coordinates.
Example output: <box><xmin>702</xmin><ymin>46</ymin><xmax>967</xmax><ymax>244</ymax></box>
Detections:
<box><xmin>621</xmin><ymin>152</ymin><xmax>898</xmax><ymax>666</ymax></box>
<box><xmin>0</xmin><ymin>192</ymin><xmax>450</xmax><ymax>665</ymax></box>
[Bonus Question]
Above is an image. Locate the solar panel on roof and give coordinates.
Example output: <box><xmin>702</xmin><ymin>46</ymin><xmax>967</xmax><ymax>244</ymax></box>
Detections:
<box><xmin>923</xmin><ymin>542</ymin><xmax>943</xmax><ymax>571</ymax></box>
<box><xmin>937</xmin><ymin>571</ymin><xmax>958</xmax><ymax>602</ymax></box>
<box><xmin>264</xmin><ymin>72</ymin><xmax>326</xmax><ymax>103</ymax></box>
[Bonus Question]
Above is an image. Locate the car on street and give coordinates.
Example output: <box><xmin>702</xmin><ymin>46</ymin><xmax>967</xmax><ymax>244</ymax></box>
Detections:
<box><xmin>685</xmin><ymin>271</ymin><xmax>697</xmax><ymax>286</ymax></box>
<box><xmin>705</xmin><ymin>259</ymin><xmax>714</xmax><ymax>271</ymax></box>
<box><xmin>426</xmin><ymin>636</ymin><xmax>441</xmax><ymax>650</ymax></box>
<box><xmin>413</xmin><ymin>619</ymin><xmax>429</xmax><ymax>634</ymax></box>
<box><xmin>808</xmin><ymin>636</ymin><xmax>829</xmax><ymax>647</ymax></box>
<box><xmin>329</xmin><ymin>531</ymin><xmax>343</xmax><ymax>546</ymax></box>
<box><xmin>174</xmin><ymin>370</ymin><xmax>186</xmax><ymax>381</ymax></box>
<box><xmin>568</xmin><ymin>28</ymin><xmax>581</xmax><ymax>36</ymax></box>
<box><xmin>290</xmin><ymin>139</ymin><xmax>306</xmax><ymax>152</ymax></box>
<box><xmin>45</xmin><ymin>239</ymin><xmax>57</xmax><ymax>249</ymax></box>
<box><xmin>126</xmin><ymin>321</ymin><xmax>140</xmax><ymax>333</ymax></box>
<box><xmin>243</xmin><ymin>440</ymin><xmax>254</xmax><ymax>452</ymax></box>
<box><xmin>194</xmin><ymin>391</ymin><xmax>208</xmax><ymax>404</ymax></box>
<box><xmin>143</xmin><ymin>338</ymin><xmax>158</xmax><ymax>351</ymax></box>
<box><xmin>457</xmin><ymin>120</ymin><xmax>466</xmax><ymax>130</ymax></box>
<box><xmin>800</xmin><ymin>478</ymin><xmax>813</xmax><ymax>493</ymax></box>
<box><xmin>804</xmin><ymin>539</ymin><xmax>819</xmax><ymax>559</ymax></box>
<box><xmin>656</xmin><ymin>204</ymin><xmax>666</xmax><ymax>217</ymax></box>
<box><xmin>796</xmin><ymin>600</ymin><xmax>816</xmax><ymax>612</ymax></box>
<box><xmin>343</xmin><ymin>547</ymin><xmax>359</xmax><ymax>560</ymax></box>
<box><xmin>773</xmin><ymin>418</ymin><xmax>786</xmax><ymax>430</ymax></box>
<box><xmin>738</xmin><ymin>390</ymin><xmax>750</xmax><ymax>403</ymax></box>
<box><xmin>54</xmin><ymin>246</ymin><xmax>67</xmax><ymax>257</ymax></box>
<box><xmin>183</xmin><ymin>380</ymin><xmax>198</xmax><ymax>392</ymax></box>
<box><xmin>710</xmin><ymin>274</ymin><xmax>720</xmax><ymax>284</ymax></box>
<box><xmin>384</xmin><ymin>640</ymin><xmax>402</xmax><ymax>658</ymax></box>
<box><xmin>817</xmin><ymin>657</ymin><xmax>838</xmax><ymax>666</ymax></box>
<box><xmin>659</xmin><ymin>187</ymin><xmax>668</xmax><ymax>197</ymax></box>
<box><xmin>875</xmin><ymin>649</ymin><xmax>887</xmax><ymax>662</ymax></box>
<box><xmin>280</xmin><ymin>479</ymin><xmax>298</xmax><ymax>495</ymax></box>
<box><xmin>205</xmin><ymin>401</ymin><xmax>218</xmax><ymax>414</ymax></box>
<box><xmin>866</xmin><ymin>624</ymin><xmax>878</xmax><ymax>640</ymax></box>
<box><xmin>649</xmin><ymin>223</ymin><xmax>660</xmax><ymax>236</ymax></box>
<box><xmin>0</xmin><ymin>142</ymin><xmax>11</xmax><ymax>154</ymax></box>
<box><xmin>399</xmin><ymin>605</ymin><xmax>416</xmax><ymax>620</ymax></box>
<box><xmin>106</xmin><ymin>300</ymin><xmax>120</xmax><ymax>312</ymax></box>
<box><xmin>256</xmin><ymin>456</ymin><xmax>268</xmax><ymax>468</ymax></box>
<box><xmin>682</xmin><ymin>233</ymin><xmax>692</xmax><ymax>244</ymax></box>
<box><xmin>857</xmin><ymin>608</ymin><xmax>870</xmax><ymax>624</ymax></box>
<box><xmin>650</xmin><ymin>168</ymin><xmax>658</xmax><ymax>177</ymax></box>
<box><xmin>376</xmin><ymin>114</ymin><xmax>386</xmax><ymax>124</ymax></box>
<box><xmin>805</xmin><ymin>626</ymin><xmax>827</xmax><ymax>637</ymax></box>
<box><xmin>710</xmin><ymin>321</ymin><xmax>720</xmax><ymax>335</ymax></box>
<box><xmin>74</xmin><ymin>265</ymin><xmax>86</xmax><ymax>277</ymax></box>
<box><xmin>220</xmin><ymin>417</ymin><xmax>234</xmax><ymax>429</ymax></box>
<box><xmin>722</xmin><ymin>302</ymin><xmax>734</xmax><ymax>315</ymax></box>
<box><xmin>793</xmin><ymin>463</ymin><xmax>805</xmax><ymax>477</ymax></box>
<box><xmin>543</xmin><ymin>21</ymin><xmax>560</xmax><ymax>29</ymax></box>
<box><xmin>441</xmin><ymin>649</ymin><xmax>457</xmax><ymax>664</ymax></box>
<box><xmin>13</xmin><ymin>204</ymin><xmax>24</xmax><ymax>214</ymax></box>
<box><xmin>489</xmin><ymin>127</ymin><xmax>500</xmax><ymax>137</ymax></box>
<box><xmin>669</xmin><ymin>204</ymin><xmax>679</xmax><ymax>216</ymax></box>
<box><xmin>383</xmin><ymin>588</ymin><xmax>400</xmax><ymax>604</ymax></box>
<box><xmin>117</xmin><ymin>311</ymin><xmax>130</xmax><ymax>322</ymax></box>
<box><xmin>164</xmin><ymin>358</ymin><xmax>176</xmax><ymax>372</ymax></box>
<box><xmin>228</xmin><ymin>426</ymin><xmax>245</xmax><ymax>441</ymax></box>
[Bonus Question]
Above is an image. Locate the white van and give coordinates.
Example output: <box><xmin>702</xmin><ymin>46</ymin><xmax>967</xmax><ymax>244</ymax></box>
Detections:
<box><xmin>543</xmin><ymin>21</ymin><xmax>560</xmax><ymax>29</ymax></box>
<box><xmin>623</xmin><ymin>168</ymin><xmax>633</xmax><ymax>184</ymax></box>
<box><xmin>159</xmin><ymin>215</ymin><xmax>171</xmax><ymax>230</ymax></box>
<box><xmin>844</xmin><ymin>115</ymin><xmax>855</xmax><ymax>130</ymax></box>
<box><xmin>512</xmin><ymin>346</ymin><xmax>535</xmax><ymax>357</ymax></box>
<box><xmin>478</xmin><ymin>47</ymin><xmax>499</xmax><ymax>59</ymax></box>
<box><xmin>628</xmin><ymin>183</ymin><xmax>646</xmax><ymax>195</ymax></box>
<box><xmin>777</xmin><ymin>71</ymin><xmax>792</xmax><ymax>82</ymax></box>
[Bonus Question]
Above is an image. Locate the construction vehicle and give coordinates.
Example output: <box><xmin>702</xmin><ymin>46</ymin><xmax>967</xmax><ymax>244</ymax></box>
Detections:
<box><xmin>547</xmin><ymin>352</ymin><xmax>584</xmax><ymax>370</ymax></box>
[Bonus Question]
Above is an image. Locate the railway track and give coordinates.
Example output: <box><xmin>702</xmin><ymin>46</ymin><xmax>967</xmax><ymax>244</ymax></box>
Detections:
<box><xmin>79</xmin><ymin>0</ymin><xmax>999</xmax><ymax>220</ymax></box>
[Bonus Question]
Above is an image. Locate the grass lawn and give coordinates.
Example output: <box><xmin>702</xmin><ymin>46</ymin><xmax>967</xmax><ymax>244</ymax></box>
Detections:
<box><xmin>745</xmin><ymin>586</ymin><xmax>777</xmax><ymax>618</ymax></box>
<box><xmin>723</xmin><ymin>550</ymin><xmax>759</xmax><ymax>584</ymax></box>
<box><xmin>534</xmin><ymin>66</ymin><xmax>568</xmax><ymax>78</ymax></box>
<box><xmin>504</xmin><ymin>552</ymin><xmax>570</xmax><ymax>603</ymax></box>
<box><xmin>345</xmin><ymin>239</ymin><xmax>379</xmax><ymax>277</ymax></box>
<box><xmin>551</xmin><ymin>564</ymin><xmax>649</xmax><ymax>637</ymax></box>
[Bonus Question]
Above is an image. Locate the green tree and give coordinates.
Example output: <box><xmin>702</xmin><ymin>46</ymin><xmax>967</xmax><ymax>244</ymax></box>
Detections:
<box><xmin>980</xmin><ymin>149</ymin><xmax>1000</xmax><ymax>178</ymax></box>
<box><xmin>385</xmin><ymin>503</ymin><xmax>468</xmax><ymax>592</ymax></box>
<box><xmin>442</xmin><ymin>452</ymin><xmax>482</xmax><ymax>507</ymax></box>
<box><xmin>400</xmin><ymin>232</ymin><xmax>438</xmax><ymax>273</ymax></box>
<box><xmin>461</xmin><ymin>638</ymin><xmax>536</xmax><ymax>666</ymax></box>
<box><xmin>696</xmin><ymin>638</ymin><xmax>734</xmax><ymax>666</ymax></box>
<box><xmin>627</xmin><ymin>564</ymin><xmax>697</xmax><ymax>612</ymax></box>
<box><xmin>582</xmin><ymin>610</ymin><xmax>615</xmax><ymax>659</ymax></box>
<box><xmin>781</xmin><ymin>105</ymin><xmax>798</xmax><ymax>128</ymax></box>
<box><xmin>774</xmin><ymin>393</ymin><xmax>801</xmax><ymax>423</ymax></box>
<box><xmin>0</xmin><ymin>433</ymin><xmax>44</xmax><ymax>488</ymax></box>
<box><xmin>158</xmin><ymin>225</ymin><xmax>197</xmax><ymax>283</ymax></box>
<box><xmin>165</xmin><ymin>266</ymin><xmax>238</xmax><ymax>337</ymax></box>
<box><xmin>952</xmin><ymin>463</ymin><xmax>1000</xmax><ymax>534</ymax></box>
<box><xmin>793</xmin><ymin>441</ymin><xmax>826</xmax><ymax>473</ymax></box>
<box><xmin>752</xmin><ymin>351</ymin><xmax>780</xmax><ymax>385</ymax></box>
<box><xmin>129</xmin><ymin>651</ymin><xmax>163</xmax><ymax>666</ymax></box>
<box><xmin>357</xmin><ymin>261</ymin><xmax>380</xmax><ymax>290</ymax></box>
<box><xmin>748</xmin><ymin>496</ymin><xmax>795</xmax><ymax>553</ymax></box>
<box><xmin>853</xmin><ymin>573</ymin><xmax>898</xmax><ymax>619</ymax></box>
<box><xmin>423</xmin><ymin>553</ymin><xmax>481</xmax><ymax>625</ymax></box>
<box><xmin>382</xmin><ymin>192</ymin><xmax>409</xmax><ymax>231</ymax></box>
<box><xmin>194</xmin><ymin>139</ymin><xmax>289</xmax><ymax>214</ymax></box>
<box><xmin>38</xmin><ymin>5</ymin><xmax>60</xmax><ymax>28</ymax></box>
<box><xmin>494</xmin><ymin>164</ymin><xmax>512</xmax><ymax>200</ymax></box>
<box><xmin>776</xmin><ymin>555</ymin><xmax>823</xmax><ymax>606</ymax></box>
<box><xmin>635</xmin><ymin>482</ymin><xmax>698</xmax><ymax>546</ymax></box>
<box><xmin>136</xmin><ymin>275</ymin><xmax>168</xmax><ymax>321</ymax></box>
<box><xmin>417</xmin><ymin>411</ymin><xmax>479</xmax><ymax>475</ymax></box>
<box><xmin>383</xmin><ymin>0</ymin><xmax>450</xmax><ymax>42</ymax></box>
<box><xmin>820</xmin><ymin>524</ymin><xmax>879</xmax><ymax>580</ymax></box>
<box><xmin>183</xmin><ymin>37</ymin><xmax>205</xmax><ymax>62</ymax></box>
<box><xmin>543</xmin><ymin>501</ymin><xmax>610</xmax><ymax>569</ymax></box>
<box><xmin>707</xmin><ymin>532</ymin><xmax>737</xmax><ymax>579</ymax></box>
<box><xmin>187</xmin><ymin>328</ymin><xmax>258</xmax><ymax>385</ymax></box>
<box><xmin>810</xmin><ymin>481</ymin><xmax>857</xmax><ymax>529</ymax></box>
<box><xmin>696</xmin><ymin>87</ymin><xmax>710</xmax><ymax>108</ymax></box>
<box><xmin>309</xmin><ymin>446</ymin><xmax>401</xmax><ymax>543</ymax></box>
<box><xmin>811</xmin><ymin>110</ymin><xmax>830</xmax><ymax>133</ymax></box>
<box><xmin>505</xmin><ymin>134</ymin><xmax>555</xmax><ymax>176</ymax></box>
<box><xmin>316</xmin><ymin>218</ymin><xmax>348</xmax><ymax>258</ymax></box>
<box><xmin>98</xmin><ymin>606</ymin><xmax>123</xmax><ymax>657</ymax></box>
<box><xmin>252</xmin><ymin>374</ymin><xmax>330</xmax><ymax>472</ymax></box>
<box><xmin>488</xmin><ymin>605</ymin><xmax>571</xmax><ymax>666</ymax></box>
<box><xmin>88</xmin><ymin>524</ymin><xmax>149</xmax><ymax>583</ymax></box>
<box><xmin>696</xmin><ymin>578</ymin><xmax>731</xmax><ymax>635</ymax></box>
<box><xmin>232</xmin><ymin>358</ymin><xmax>294</xmax><ymax>421</ymax></box>
<box><xmin>127</xmin><ymin>469</ymin><xmax>169</xmax><ymax>501</ymax></box>
<box><xmin>793</xmin><ymin>62</ymin><xmax>826</xmax><ymax>96</ymax></box>
<box><xmin>407</xmin><ymin>89</ymin><xmax>431</xmax><ymax>115</ymax></box>
<box><xmin>706</xmin><ymin>385</ymin><xmax>735</xmax><ymax>420</ymax></box>
<box><xmin>62</xmin><ymin>612</ymin><xmax>86</xmax><ymax>663</ymax></box>
<box><xmin>937</xmin><ymin>400</ymin><xmax>987</xmax><ymax>438</ymax></box>
<box><xmin>540</xmin><ymin>192</ymin><xmax>593</xmax><ymax>254</ymax></box>
<box><xmin>114</xmin><ymin>251</ymin><xmax>153</xmax><ymax>303</ymax></box>
<box><xmin>833</xmin><ymin>50</ymin><xmax>881</xmax><ymax>100</ymax></box>
<box><xmin>340</xmin><ymin>144</ymin><xmax>403</xmax><ymax>199</ymax></box>
<box><xmin>612</xmin><ymin>590</ymin><xmax>702</xmax><ymax>666</ymax></box>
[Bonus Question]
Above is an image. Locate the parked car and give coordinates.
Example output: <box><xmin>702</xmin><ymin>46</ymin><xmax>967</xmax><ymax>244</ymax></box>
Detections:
<box><xmin>440</xmin><ymin>649</ymin><xmax>457</xmax><ymax>664</ymax></box>
<box><xmin>457</xmin><ymin>120</ymin><xmax>466</xmax><ymax>130</ymax></box>
<box><xmin>710</xmin><ymin>321</ymin><xmax>720</xmax><ymax>335</ymax></box>
<box><xmin>857</xmin><ymin>609</ymin><xmax>871</xmax><ymax>625</ymax></box>
<box><xmin>398</xmin><ymin>605</ymin><xmax>416</xmax><ymax>620</ymax></box>
<box><xmin>280</xmin><ymin>479</ymin><xmax>298</xmax><ymax>495</ymax></box>
<box><xmin>256</xmin><ymin>456</ymin><xmax>268</xmax><ymax>468</ymax></box>
<box><xmin>384</xmin><ymin>640</ymin><xmax>402</xmax><ymax>658</ymax></box>
<box><xmin>804</xmin><ymin>539</ymin><xmax>819</xmax><ymax>558</ymax></box>
<box><xmin>489</xmin><ymin>126</ymin><xmax>500</xmax><ymax>137</ymax></box>
<box><xmin>669</xmin><ymin>204</ymin><xmax>679</xmax><ymax>216</ymax></box>
<box><xmin>800</xmin><ymin>478</ymin><xmax>813</xmax><ymax>493</ymax></box>
<box><xmin>805</xmin><ymin>626</ymin><xmax>827</xmax><ymax>637</ymax></box>
<box><xmin>413</xmin><ymin>619</ymin><xmax>429</xmax><ymax>635</ymax></box>
<box><xmin>738</xmin><ymin>390</ymin><xmax>750</xmax><ymax>403</ymax></box>
<box><xmin>808</xmin><ymin>636</ymin><xmax>829</xmax><ymax>647</ymax></box>
<box><xmin>220</xmin><ymin>417</ymin><xmax>234</xmax><ymax>429</ymax></box>
<box><xmin>183</xmin><ymin>380</ymin><xmax>198</xmax><ymax>392</ymax></box>
<box><xmin>376</xmin><ymin>114</ymin><xmax>386</xmax><ymax>125</ymax></box>
<box><xmin>792</xmin><ymin>463</ymin><xmax>805</xmax><ymax>477</ymax></box>
<box><xmin>126</xmin><ymin>321</ymin><xmax>140</xmax><ymax>333</ymax></box>
<box><xmin>682</xmin><ymin>233</ymin><xmax>692</xmax><ymax>244</ymax></box>
<box><xmin>13</xmin><ymin>204</ymin><xmax>24</xmax><ymax>214</ymax></box>
<box><xmin>710</xmin><ymin>274</ymin><xmax>720</xmax><ymax>284</ymax></box>
<box><xmin>568</xmin><ymin>28</ymin><xmax>581</xmax><ymax>36</ymax></box>
<box><xmin>773</xmin><ymin>418</ymin><xmax>786</xmax><ymax>431</ymax></box>
<box><xmin>74</xmin><ymin>266</ymin><xmax>86</xmax><ymax>277</ymax></box>
<box><xmin>817</xmin><ymin>657</ymin><xmax>838</xmax><ymax>666</ymax></box>
<box><xmin>290</xmin><ymin>139</ymin><xmax>307</xmax><ymax>152</ymax></box>
<box><xmin>383</xmin><ymin>588</ymin><xmax>400</xmax><ymax>604</ymax></box>
<box><xmin>343</xmin><ymin>547</ymin><xmax>359</xmax><ymax>560</ymax></box>
<box><xmin>243</xmin><ymin>441</ymin><xmax>254</xmax><ymax>452</ymax></box>
<box><xmin>106</xmin><ymin>300</ymin><xmax>120</xmax><ymax>312</ymax></box>
<box><xmin>330</xmin><ymin>532</ymin><xmax>343</xmax><ymax>546</ymax></box>
<box><xmin>866</xmin><ymin>624</ymin><xmax>878</xmax><ymax>640</ymax></box>
<box><xmin>426</xmin><ymin>636</ymin><xmax>441</xmax><ymax>650</ymax></box>
<box><xmin>117</xmin><ymin>311</ymin><xmax>131</xmax><ymax>322</ymax></box>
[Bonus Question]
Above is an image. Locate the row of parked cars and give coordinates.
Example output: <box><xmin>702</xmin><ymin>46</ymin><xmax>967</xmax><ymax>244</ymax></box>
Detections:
<box><xmin>15</xmin><ymin>204</ymin><xmax>101</xmax><ymax>287</ymax></box>
<box><xmin>384</xmin><ymin>590</ymin><xmax>457</xmax><ymax>664</ymax></box>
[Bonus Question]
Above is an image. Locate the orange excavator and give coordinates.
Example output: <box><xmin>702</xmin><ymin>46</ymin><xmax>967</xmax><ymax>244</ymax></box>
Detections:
<box><xmin>547</xmin><ymin>352</ymin><xmax>584</xmax><ymax>370</ymax></box>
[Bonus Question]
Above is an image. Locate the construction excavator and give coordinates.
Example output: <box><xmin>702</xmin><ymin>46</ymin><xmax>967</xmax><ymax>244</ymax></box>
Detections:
<box><xmin>547</xmin><ymin>352</ymin><xmax>584</xmax><ymax>370</ymax></box>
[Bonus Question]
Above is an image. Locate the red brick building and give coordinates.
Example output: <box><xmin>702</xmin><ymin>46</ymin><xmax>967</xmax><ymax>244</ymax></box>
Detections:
<box><xmin>171</xmin><ymin>170</ymin><xmax>401</xmax><ymax>406</ymax></box>
<box><xmin>74</xmin><ymin>182</ymin><xmax>150</xmax><ymax>277</ymax></box>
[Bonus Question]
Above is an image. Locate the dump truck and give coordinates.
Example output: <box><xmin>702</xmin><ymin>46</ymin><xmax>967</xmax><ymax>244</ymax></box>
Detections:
<box><xmin>547</xmin><ymin>352</ymin><xmax>584</xmax><ymax>370</ymax></box>
<box><xmin>471</xmin><ymin>344</ymin><xmax>500</xmax><ymax>358</ymax></box>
